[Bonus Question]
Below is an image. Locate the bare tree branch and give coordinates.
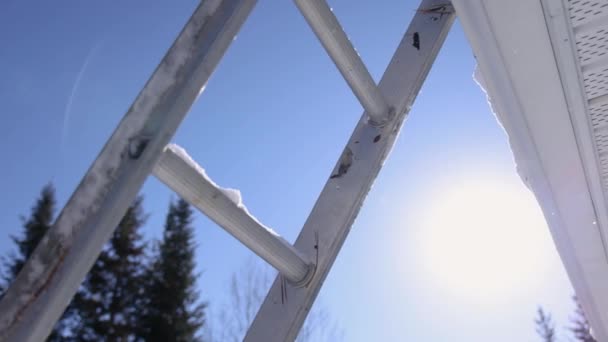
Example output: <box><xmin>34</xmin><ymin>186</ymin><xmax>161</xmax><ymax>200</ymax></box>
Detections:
<box><xmin>207</xmin><ymin>259</ymin><xmax>342</xmax><ymax>341</ymax></box>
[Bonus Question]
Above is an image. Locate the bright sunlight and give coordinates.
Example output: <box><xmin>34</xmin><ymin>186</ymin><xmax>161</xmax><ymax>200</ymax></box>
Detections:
<box><xmin>417</xmin><ymin>176</ymin><xmax>555</xmax><ymax>303</ymax></box>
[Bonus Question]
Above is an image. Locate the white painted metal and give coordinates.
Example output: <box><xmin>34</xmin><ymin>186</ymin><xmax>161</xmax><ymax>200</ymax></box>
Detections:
<box><xmin>568</xmin><ymin>0</ymin><xmax>608</xmax><ymax>28</ymax></box>
<box><xmin>453</xmin><ymin>0</ymin><xmax>608</xmax><ymax>339</ymax></box>
<box><xmin>153</xmin><ymin>144</ymin><xmax>313</xmax><ymax>284</ymax></box>
<box><xmin>0</xmin><ymin>1</ymin><xmax>256</xmax><ymax>341</ymax></box>
<box><xmin>541</xmin><ymin>1</ymin><xmax>608</xmax><ymax>339</ymax></box>
<box><xmin>294</xmin><ymin>0</ymin><xmax>390</xmax><ymax>125</ymax></box>
<box><xmin>245</xmin><ymin>1</ymin><xmax>455</xmax><ymax>340</ymax></box>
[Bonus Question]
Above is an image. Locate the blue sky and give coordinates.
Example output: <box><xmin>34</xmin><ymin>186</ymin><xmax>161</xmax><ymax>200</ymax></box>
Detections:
<box><xmin>1</xmin><ymin>0</ymin><xmax>577</xmax><ymax>340</ymax></box>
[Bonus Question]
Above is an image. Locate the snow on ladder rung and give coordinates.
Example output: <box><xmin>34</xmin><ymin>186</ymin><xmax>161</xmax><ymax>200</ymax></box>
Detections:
<box><xmin>295</xmin><ymin>0</ymin><xmax>390</xmax><ymax>125</ymax></box>
<box><xmin>153</xmin><ymin>144</ymin><xmax>314</xmax><ymax>285</ymax></box>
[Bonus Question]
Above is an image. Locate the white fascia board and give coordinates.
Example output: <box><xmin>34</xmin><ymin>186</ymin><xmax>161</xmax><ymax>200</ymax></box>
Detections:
<box><xmin>453</xmin><ymin>0</ymin><xmax>608</xmax><ymax>340</ymax></box>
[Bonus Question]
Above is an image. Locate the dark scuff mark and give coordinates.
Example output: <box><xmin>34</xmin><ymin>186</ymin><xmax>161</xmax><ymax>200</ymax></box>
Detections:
<box><xmin>330</xmin><ymin>147</ymin><xmax>353</xmax><ymax>179</ymax></box>
<box><xmin>127</xmin><ymin>135</ymin><xmax>150</xmax><ymax>159</ymax></box>
<box><xmin>418</xmin><ymin>4</ymin><xmax>453</xmax><ymax>21</ymax></box>
<box><xmin>413</xmin><ymin>32</ymin><xmax>420</xmax><ymax>50</ymax></box>
<box><xmin>280</xmin><ymin>275</ymin><xmax>288</xmax><ymax>304</ymax></box>
<box><xmin>373</xmin><ymin>134</ymin><xmax>381</xmax><ymax>143</ymax></box>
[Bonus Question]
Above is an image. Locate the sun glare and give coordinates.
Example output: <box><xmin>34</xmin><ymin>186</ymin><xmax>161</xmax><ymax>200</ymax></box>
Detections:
<box><xmin>417</xmin><ymin>177</ymin><xmax>554</xmax><ymax>303</ymax></box>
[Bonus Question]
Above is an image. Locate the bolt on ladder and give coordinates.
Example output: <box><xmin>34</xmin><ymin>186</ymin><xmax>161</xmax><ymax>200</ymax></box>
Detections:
<box><xmin>0</xmin><ymin>0</ymin><xmax>454</xmax><ymax>341</ymax></box>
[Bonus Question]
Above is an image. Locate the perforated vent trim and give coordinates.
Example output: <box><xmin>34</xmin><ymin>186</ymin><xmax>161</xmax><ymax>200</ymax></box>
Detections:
<box><xmin>568</xmin><ymin>0</ymin><xmax>608</xmax><ymax>178</ymax></box>
<box><xmin>569</xmin><ymin>0</ymin><xmax>608</xmax><ymax>27</ymax></box>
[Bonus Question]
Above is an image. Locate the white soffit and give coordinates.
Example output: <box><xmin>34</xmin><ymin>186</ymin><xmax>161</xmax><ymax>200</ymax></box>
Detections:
<box><xmin>452</xmin><ymin>0</ymin><xmax>608</xmax><ymax>340</ymax></box>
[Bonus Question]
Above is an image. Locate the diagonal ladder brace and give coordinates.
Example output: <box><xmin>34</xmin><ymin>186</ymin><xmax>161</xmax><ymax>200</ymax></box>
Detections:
<box><xmin>0</xmin><ymin>0</ymin><xmax>455</xmax><ymax>341</ymax></box>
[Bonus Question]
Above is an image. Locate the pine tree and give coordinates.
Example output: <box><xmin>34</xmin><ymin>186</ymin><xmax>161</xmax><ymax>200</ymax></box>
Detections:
<box><xmin>2</xmin><ymin>184</ymin><xmax>56</xmax><ymax>284</ymax></box>
<box><xmin>138</xmin><ymin>198</ymin><xmax>206</xmax><ymax>342</ymax></box>
<box><xmin>71</xmin><ymin>196</ymin><xmax>147</xmax><ymax>341</ymax></box>
<box><xmin>570</xmin><ymin>297</ymin><xmax>597</xmax><ymax>342</ymax></box>
<box><xmin>0</xmin><ymin>184</ymin><xmax>69</xmax><ymax>341</ymax></box>
<box><xmin>535</xmin><ymin>307</ymin><xmax>556</xmax><ymax>342</ymax></box>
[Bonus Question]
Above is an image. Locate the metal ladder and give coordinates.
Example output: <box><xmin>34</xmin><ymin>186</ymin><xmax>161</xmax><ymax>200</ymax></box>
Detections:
<box><xmin>0</xmin><ymin>0</ymin><xmax>454</xmax><ymax>341</ymax></box>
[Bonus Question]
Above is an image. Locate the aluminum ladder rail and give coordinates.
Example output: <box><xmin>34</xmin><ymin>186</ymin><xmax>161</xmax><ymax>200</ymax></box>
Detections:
<box><xmin>245</xmin><ymin>0</ymin><xmax>455</xmax><ymax>342</ymax></box>
<box><xmin>246</xmin><ymin>1</ymin><xmax>454</xmax><ymax>340</ymax></box>
<box><xmin>0</xmin><ymin>0</ymin><xmax>454</xmax><ymax>341</ymax></box>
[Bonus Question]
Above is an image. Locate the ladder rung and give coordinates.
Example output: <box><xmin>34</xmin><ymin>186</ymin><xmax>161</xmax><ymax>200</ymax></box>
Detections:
<box><xmin>295</xmin><ymin>0</ymin><xmax>390</xmax><ymax>124</ymax></box>
<box><xmin>154</xmin><ymin>144</ymin><xmax>313</xmax><ymax>285</ymax></box>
